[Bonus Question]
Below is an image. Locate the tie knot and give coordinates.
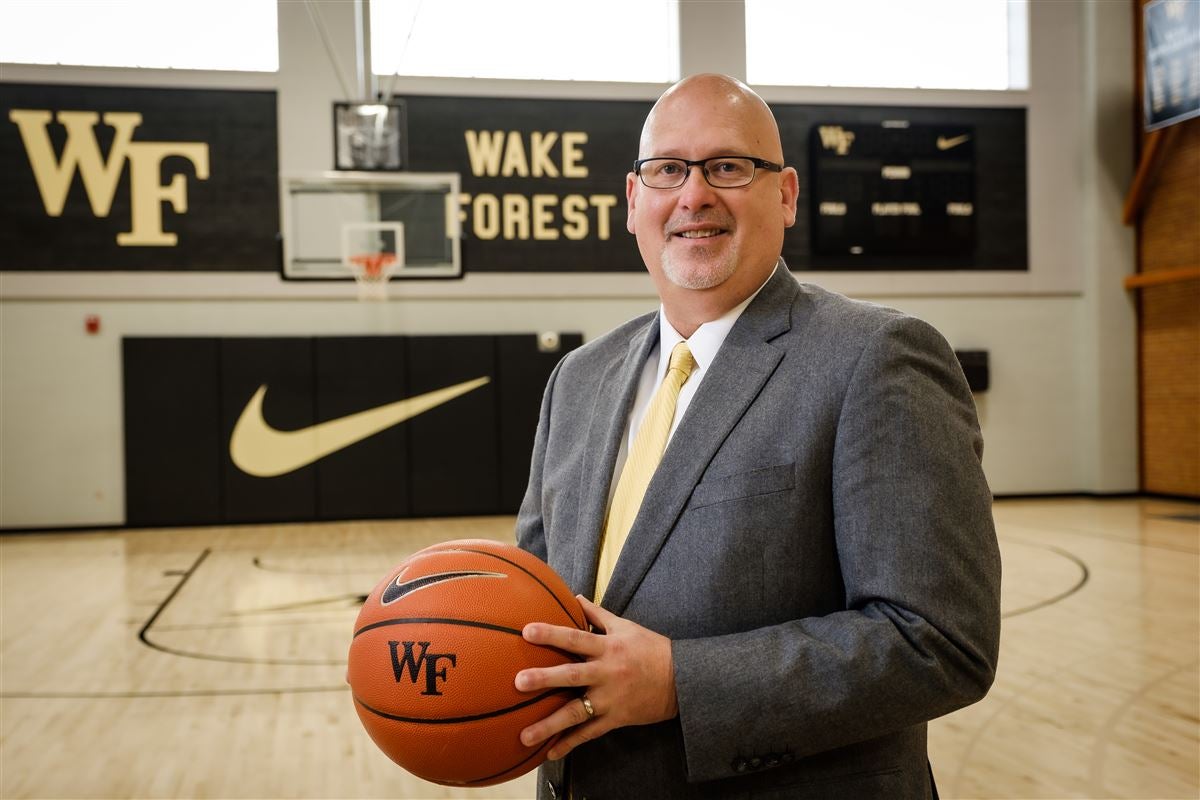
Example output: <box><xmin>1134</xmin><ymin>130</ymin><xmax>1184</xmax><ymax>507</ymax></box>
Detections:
<box><xmin>667</xmin><ymin>342</ymin><xmax>696</xmax><ymax>379</ymax></box>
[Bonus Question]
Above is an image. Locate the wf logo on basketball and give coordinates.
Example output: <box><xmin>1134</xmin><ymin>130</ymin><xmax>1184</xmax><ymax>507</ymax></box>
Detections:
<box><xmin>8</xmin><ymin>109</ymin><xmax>209</xmax><ymax>246</ymax></box>
<box><xmin>388</xmin><ymin>641</ymin><xmax>457</xmax><ymax>696</ymax></box>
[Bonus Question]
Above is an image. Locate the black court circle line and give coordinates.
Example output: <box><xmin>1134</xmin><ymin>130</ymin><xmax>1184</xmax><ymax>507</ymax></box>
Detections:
<box><xmin>138</xmin><ymin>547</ymin><xmax>345</xmax><ymax>666</ymax></box>
<box><xmin>252</xmin><ymin>555</ymin><xmax>373</xmax><ymax>575</ymax></box>
<box><xmin>999</xmin><ymin>537</ymin><xmax>1091</xmax><ymax>619</ymax></box>
<box><xmin>353</xmin><ymin>687</ymin><xmax>573</xmax><ymax>725</ymax></box>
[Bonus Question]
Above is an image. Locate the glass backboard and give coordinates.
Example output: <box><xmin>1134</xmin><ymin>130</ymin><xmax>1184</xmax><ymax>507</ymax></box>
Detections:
<box><xmin>280</xmin><ymin>171</ymin><xmax>461</xmax><ymax>280</ymax></box>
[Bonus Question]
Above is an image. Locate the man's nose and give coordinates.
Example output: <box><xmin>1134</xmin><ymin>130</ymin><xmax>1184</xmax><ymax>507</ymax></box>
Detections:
<box><xmin>677</xmin><ymin>164</ymin><xmax>718</xmax><ymax>207</ymax></box>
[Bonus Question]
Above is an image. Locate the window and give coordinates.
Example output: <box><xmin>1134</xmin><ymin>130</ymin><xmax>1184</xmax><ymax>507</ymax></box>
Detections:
<box><xmin>370</xmin><ymin>0</ymin><xmax>678</xmax><ymax>83</ymax></box>
<box><xmin>746</xmin><ymin>0</ymin><xmax>1028</xmax><ymax>90</ymax></box>
<box><xmin>0</xmin><ymin>0</ymin><xmax>278</xmax><ymax>72</ymax></box>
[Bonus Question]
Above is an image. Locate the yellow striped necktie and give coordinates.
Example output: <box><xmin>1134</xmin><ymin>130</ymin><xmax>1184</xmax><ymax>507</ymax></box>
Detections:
<box><xmin>594</xmin><ymin>342</ymin><xmax>697</xmax><ymax>602</ymax></box>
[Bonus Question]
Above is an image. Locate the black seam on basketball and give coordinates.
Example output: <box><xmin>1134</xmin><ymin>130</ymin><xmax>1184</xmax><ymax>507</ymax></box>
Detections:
<box><xmin>450</xmin><ymin>547</ymin><xmax>585</xmax><ymax>629</ymax></box>
<box><xmin>353</xmin><ymin>616</ymin><xmax>523</xmax><ymax>638</ymax></box>
<box><xmin>353</xmin><ymin>688</ymin><xmax>572</xmax><ymax>724</ymax></box>
<box><xmin>462</xmin><ymin>734</ymin><xmax>557</xmax><ymax>786</ymax></box>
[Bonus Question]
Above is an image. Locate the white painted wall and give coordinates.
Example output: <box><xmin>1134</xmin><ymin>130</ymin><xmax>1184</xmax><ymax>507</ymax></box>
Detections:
<box><xmin>0</xmin><ymin>0</ymin><xmax>1138</xmax><ymax>528</ymax></box>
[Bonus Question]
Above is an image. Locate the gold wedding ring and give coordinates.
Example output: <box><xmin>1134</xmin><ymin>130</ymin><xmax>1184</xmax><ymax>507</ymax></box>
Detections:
<box><xmin>580</xmin><ymin>695</ymin><xmax>596</xmax><ymax>719</ymax></box>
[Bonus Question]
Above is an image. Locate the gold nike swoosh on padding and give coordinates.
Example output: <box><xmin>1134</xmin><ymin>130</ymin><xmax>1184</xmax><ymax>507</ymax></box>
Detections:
<box><xmin>229</xmin><ymin>377</ymin><xmax>491</xmax><ymax>478</ymax></box>
<box><xmin>936</xmin><ymin>134</ymin><xmax>971</xmax><ymax>150</ymax></box>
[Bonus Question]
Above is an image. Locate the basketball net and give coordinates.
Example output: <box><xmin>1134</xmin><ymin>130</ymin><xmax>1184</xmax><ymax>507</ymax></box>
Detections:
<box><xmin>348</xmin><ymin>253</ymin><xmax>399</xmax><ymax>301</ymax></box>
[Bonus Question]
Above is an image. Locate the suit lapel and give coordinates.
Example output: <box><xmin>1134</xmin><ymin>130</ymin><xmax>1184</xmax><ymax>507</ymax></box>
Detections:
<box><xmin>600</xmin><ymin>267</ymin><xmax>799</xmax><ymax>615</ymax></box>
<box><xmin>571</xmin><ymin>315</ymin><xmax>658</xmax><ymax>597</ymax></box>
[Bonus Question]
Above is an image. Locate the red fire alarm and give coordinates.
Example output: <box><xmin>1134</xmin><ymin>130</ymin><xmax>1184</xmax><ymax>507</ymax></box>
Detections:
<box><xmin>85</xmin><ymin>315</ymin><xmax>101</xmax><ymax>335</ymax></box>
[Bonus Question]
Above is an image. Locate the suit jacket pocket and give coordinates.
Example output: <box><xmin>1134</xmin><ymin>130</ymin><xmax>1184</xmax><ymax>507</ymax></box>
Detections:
<box><xmin>687</xmin><ymin>462</ymin><xmax>795</xmax><ymax>510</ymax></box>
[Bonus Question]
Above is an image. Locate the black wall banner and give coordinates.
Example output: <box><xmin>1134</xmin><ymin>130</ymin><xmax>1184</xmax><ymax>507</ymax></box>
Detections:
<box><xmin>403</xmin><ymin>95</ymin><xmax>649</xmax><ymax>273</ymax></box>
<box><xmin>785</xmin><ymin>106</ymin><xmax>1026</xmax><ymax>271</ymax></box>
<box><xmin>123</xmin><ymin>333</ymin><xmax>581</xmax><ymax>527</ymax></box>
<box><xmin>402</xmin><ymin>95</ymin><xmax>1027</xmax><ymax>272</ymax></box>
<box><xmin>1</xmin><ymin>83</ymin><xmax>278</xmax><ymax>271</ymax></box>
<box><xmin>1</xmin><ymin>83</ymin><xmax>1025</xmax><ymax>274</ymax></box>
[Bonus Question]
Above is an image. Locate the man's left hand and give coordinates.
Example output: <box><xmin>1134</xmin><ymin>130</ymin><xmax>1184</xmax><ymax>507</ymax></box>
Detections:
<box><xmin>514</xmin><ymin>596</ymin><xmax>678</xmax><ymax>760</ymax></box>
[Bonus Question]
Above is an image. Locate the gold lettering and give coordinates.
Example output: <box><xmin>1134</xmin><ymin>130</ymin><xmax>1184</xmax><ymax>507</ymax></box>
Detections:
<box><xmin>118</xmin><ymin>142</ymin><xmax>210</xmax><ymax>246</ymax></box>
<box><xmin>561</xmin><ymin>194</ymin><xmax>589</xmax><ymax>240</ymax></box>
<box><xmin>530</xmin><ymin>132</ymin><xmax>560</xmax><ymax>178</ymax></box>
<box><xmin>589</xmin><ymin>194</ymin><xmax>617</xmax><ymax>239</ymax></box>
<box><xmin>561</xmin><ymin>132</ymin><xmax>588</xmax><ymax>178</ymax></box>
<box><xmin>463</xmin><ymin>130</ymin><xmax>505</xmax><ymax>177</ymax></box>
<box><xmin>819</xmin><ymin>201</ymin><xmax>847</xmax><ymax>216</ymax></box>
<box><xmin>871</xmin><ymin>202</ymin><xmax>921</xmax><ymax>216</ymax></box>
<box><xmin>532</xmin><ymin>194</ymin><xmax>559</xmax><ymax>240</ymax></box>
<box><xmin>9</xmin><ymin>109</ymin><xmax>139</xmax><ymax>216</ymax></box>
<box><xmin>500</xmin><ymin>130</ymin><xmax>529</xmax><ymax>177</ymax></box>
<box><xmin>447</xmin><ymin>193</ymin><xmax>469</xmax><ymax>237</ymax></box>
<box><xmin>10</xmin><ymin>109</ymin><xmax>208</xmax><ymax>246</ymax></box>
<box><xmin>457</xmin><ymin>192</ymin><xmax>621</xmax><ymax>242</ymax></box>
<box><xmin>502</xmin><ymin>193</ymin><xmax>530</xmax><ymax>239</ymax></box>
<box><xmin>473</xmin><ymin>193</ymin><xmax>500</xmax><ymax>239</ymax></box>
<box><xmin>817</xmin><ymin>125</ymin><xmax>855</xmax><ymax>156</ymax></box>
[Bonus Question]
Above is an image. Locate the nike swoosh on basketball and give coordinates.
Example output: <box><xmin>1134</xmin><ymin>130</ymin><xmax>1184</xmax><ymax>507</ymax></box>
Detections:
<box><xmin>230</xmin><ymin>376</ymin><xmax>490</xmax><ymax>477</ymax></box>
<box><xmin>936</xmin><ymin>134</ymin><xmax>971</xmax><ymax>150</ymax></box>
<box><xmin>381</xmin><ymin>570</ymin><xmax>506</xmax><ymax>605</ymax></box>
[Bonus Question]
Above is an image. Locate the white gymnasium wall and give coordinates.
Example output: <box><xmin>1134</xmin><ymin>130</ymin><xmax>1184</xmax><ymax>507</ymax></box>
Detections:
<box><xmin>0</xmin><ymin>0</ymin><xmax>1137</xmax><ymax>528</ymax></box>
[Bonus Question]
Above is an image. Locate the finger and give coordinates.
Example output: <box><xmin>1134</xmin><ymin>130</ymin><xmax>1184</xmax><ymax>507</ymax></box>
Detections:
<box><xmin>520</xmin><ymin>694</ymin><xmax>593</xmax><ymax>748</ymax></box>
<box><xmin>523</xmin><ymin>621</ymin><xmax>605</xmax><ymax>657</ymax></box>
<box><xmin>514</xmin><ymin>659</ymin><xmax>594</xmax><ymax>692</ymax></box>
<box><xmin>547</xmin><ymin>717</ymin><xmax>611</xmax><ymax>761</ymax></box>
<box><xmin>578</xmin><ymin>595</ymin><xmax>620</xmax><ymax>632</ymax></box>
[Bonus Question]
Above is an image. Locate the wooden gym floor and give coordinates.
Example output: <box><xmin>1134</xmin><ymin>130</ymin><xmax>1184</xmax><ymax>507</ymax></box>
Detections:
<box><xmin>2</xmin><ymin>497</ymin><xmax>1197</xmax><ymax>799</ymax></box>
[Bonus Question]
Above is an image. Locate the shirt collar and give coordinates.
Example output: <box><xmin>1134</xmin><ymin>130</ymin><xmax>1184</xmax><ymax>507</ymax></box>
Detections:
<box><xmin>654</xmin><ymin>265</ymin><xmax>777</xmax><ymax>379</ymax></box>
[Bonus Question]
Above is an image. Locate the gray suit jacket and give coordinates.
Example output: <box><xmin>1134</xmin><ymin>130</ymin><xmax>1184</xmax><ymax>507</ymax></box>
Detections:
<box><xmin>517</xmin><ymin>266</ymin><xmax>1001</xmax><ymax>799</ymax></box>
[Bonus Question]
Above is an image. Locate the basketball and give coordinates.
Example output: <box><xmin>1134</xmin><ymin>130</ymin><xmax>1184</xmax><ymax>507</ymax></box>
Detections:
<box><xmin>347</xmin><ymin>539</ymin><xmax>586</xmax><ymax>786</ymax></box>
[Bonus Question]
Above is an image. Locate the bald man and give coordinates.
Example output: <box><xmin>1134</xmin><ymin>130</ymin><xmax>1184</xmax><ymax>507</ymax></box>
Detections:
<box><xmin>515</xmin><ymin>74</ymin><xmax>1001</xmax><ymax>800</ymax></box>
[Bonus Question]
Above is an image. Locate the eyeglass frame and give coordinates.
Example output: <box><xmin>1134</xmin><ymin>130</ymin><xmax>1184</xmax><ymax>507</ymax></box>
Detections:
<box><xmin>633</xmin><ymin>155</ymin><xmax>785</xmax><ymax>189</ymax></box>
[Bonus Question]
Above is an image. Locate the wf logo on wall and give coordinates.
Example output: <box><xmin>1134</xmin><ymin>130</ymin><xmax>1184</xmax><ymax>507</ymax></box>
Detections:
<box><xmin>0</xmin><ymin>84</ymin><xmax>279</xmax><ymax>271</ymax></box>
<box><xmin>10</xmin><ymin>109</ymin><xmax>209</xmax><ymax>246</ymax></box>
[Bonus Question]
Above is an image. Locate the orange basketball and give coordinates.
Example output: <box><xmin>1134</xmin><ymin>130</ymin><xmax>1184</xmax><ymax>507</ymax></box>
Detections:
<box><xmin>347</xmin><ymin>539</ymin><xmax>585</xmax><ymax>787</ymax></box>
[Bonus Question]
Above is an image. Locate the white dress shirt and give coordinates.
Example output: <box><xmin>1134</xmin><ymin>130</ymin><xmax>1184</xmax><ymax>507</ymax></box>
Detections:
<box><xmin>607</xmin><ymin>269</ymin><xmax>775</xmax><ymax>505</ymax></box>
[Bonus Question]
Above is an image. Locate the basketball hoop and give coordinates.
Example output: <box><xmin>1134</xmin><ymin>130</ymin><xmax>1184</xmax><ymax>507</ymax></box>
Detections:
<box><xmin>348</xmin><ymin>252</ymin><xmax>399</xmax><ymax>301</ymax></box>
<box><xmin>341</xmin><ymin>221</ymin><xmax>404</xmax><ymax>301</ymax></box>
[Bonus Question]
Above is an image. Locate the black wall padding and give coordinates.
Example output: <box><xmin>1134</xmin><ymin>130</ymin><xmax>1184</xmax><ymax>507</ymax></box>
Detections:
<box><xmin>955</xmin><ymin>350</ymin><xmax>990</xmax><ymax>393</ymax></box>
<box><xmin>123</xmin><ymin>338</ymin><xmax>222</xmax><ymax>526</ymax></box>
<box><xmin>405</xmin><ymin>336</ymin><xmax>499</xmax><ymax>517</ymax></box>
<box><xmin>122</xmin><ymin>333</ymin><xmax>580</xmax><ymax>527</ymax></box>
<box><xmin>315</xmin><ymin>337</ymin><xmax>410</xmax><ymax>520</ymax></box>
<box><xmin>220</xmin><ymin>338</ymin><xmax>316</xmax><ymax>523</ymax></box>
<box><xmin>496</xmin><ymin>334</ymin><xmax>584</xmax><ymax>511</ymax></box>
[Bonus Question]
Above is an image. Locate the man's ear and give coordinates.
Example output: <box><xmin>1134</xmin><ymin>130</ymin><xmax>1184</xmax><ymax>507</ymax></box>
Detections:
<box><xmin>780</xmin><ymin>166</ymin><xmax>800</xmax><ymax>228</ymax></box>
<box><xmin>625</xmin><ymin>172</ymin><xmax>638</xmax><ymax>234</ymax></box>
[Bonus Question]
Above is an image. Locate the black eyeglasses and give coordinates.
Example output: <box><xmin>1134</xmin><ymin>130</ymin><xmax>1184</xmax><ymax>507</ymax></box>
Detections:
<box><xmin>634</xmin><ymin>156</ymin><xmax>784</xmax><ymax>189</ymax></box>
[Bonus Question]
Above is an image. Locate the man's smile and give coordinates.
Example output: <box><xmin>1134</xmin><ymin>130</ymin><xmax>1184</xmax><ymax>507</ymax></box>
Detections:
<box><xmin>667</xmin><ymin>216</ymin><xmax>734</xmax><ymax>242</ymax></box>
<box><xmin>675</xmin><ymin>228</ymin><xmax>725</xmax><ymax>239</ymax></box>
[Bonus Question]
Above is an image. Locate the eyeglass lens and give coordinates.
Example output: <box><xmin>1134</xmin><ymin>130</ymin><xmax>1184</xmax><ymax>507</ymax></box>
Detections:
<box><xmin>640</xmin><ymin>157</ymin><xmax>759</xmax><ymax>188</ymax></box>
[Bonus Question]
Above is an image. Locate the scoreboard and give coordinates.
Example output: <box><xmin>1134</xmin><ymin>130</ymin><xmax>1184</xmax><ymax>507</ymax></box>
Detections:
<box><xmin>809</xmin><ymin>122</ymin><xmax>977</xmax><ymax>257</ymax></box>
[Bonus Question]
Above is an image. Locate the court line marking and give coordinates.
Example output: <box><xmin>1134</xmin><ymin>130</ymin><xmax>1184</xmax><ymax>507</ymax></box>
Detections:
<box><xmin>1087</xmin><ymin>658</ymin><xmax>1200</xmax><ymax>798</ymax></box>
<box><xmin>997</xmin><ymin>536</ymin><xmax>1090</xmax><ymax>618</ymax></box>
<box><xmin>252</xmin><ymin>555</ymin><xmax>380</xmax><ymax>575</ymax></box>
<box><xmin>138</xmin><ymin>547</ymin><xmax>345</xmax><ymax>666</ymax></box>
